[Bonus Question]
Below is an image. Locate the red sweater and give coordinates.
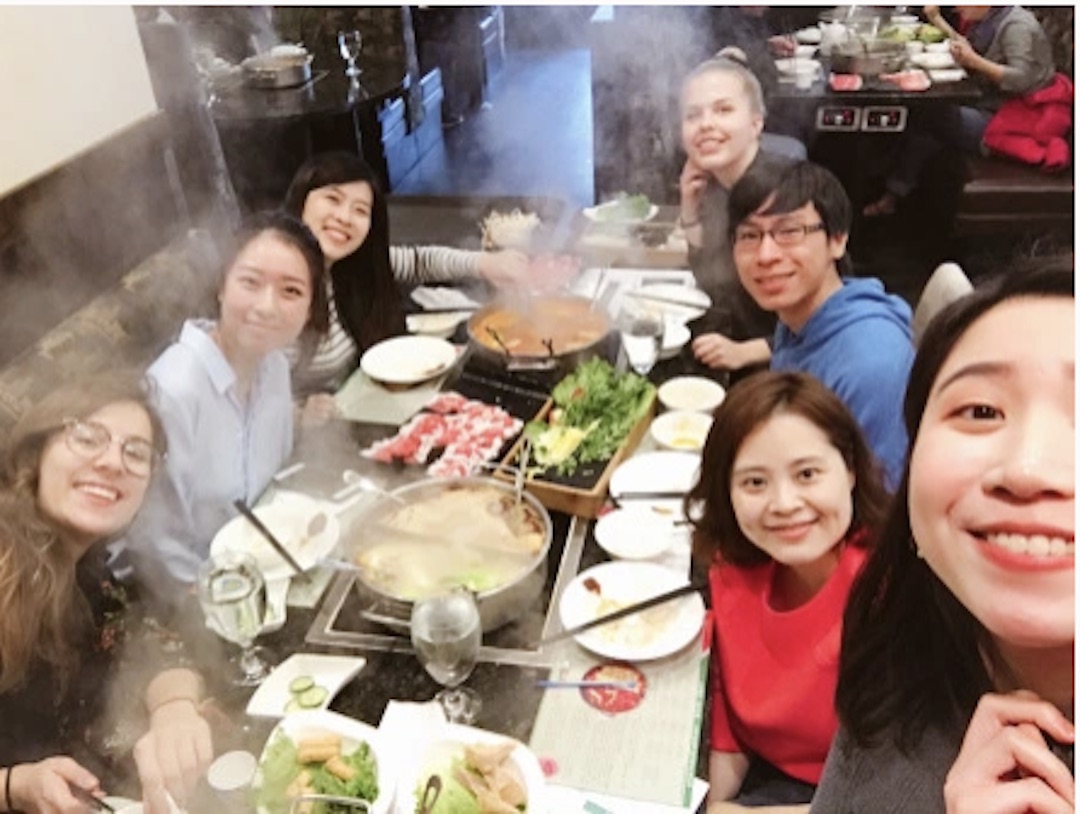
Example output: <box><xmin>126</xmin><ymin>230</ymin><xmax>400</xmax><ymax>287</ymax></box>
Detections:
<box><xmin>709</xmin><ymin>540</ymin><xmax>868</xmax><ymax>785</ymax></box>
<box><xmin>983</xmin><ymin>72</ymin><xmax>1074</xmax><ymax>171</ymax></box>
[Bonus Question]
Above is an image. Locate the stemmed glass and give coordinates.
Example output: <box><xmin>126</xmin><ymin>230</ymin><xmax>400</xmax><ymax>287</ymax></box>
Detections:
<box><xmin>410</xmin><ymin>586</ymin><xmax>482</xmax><ymax>724</ymax></box>
<box><xmin>337</xmin><ymin>30</ymin><xmax>363</xmax><ymax>79</ymax></box>
<box><xmin>617</xmin><ymin>300</ymin><xmax>665</xmax><ymax>376</ymax></box>
<box><xmin>198</xmin><ymin>551</ymin><xmax>271</xmax><ymax>686</ymax></box>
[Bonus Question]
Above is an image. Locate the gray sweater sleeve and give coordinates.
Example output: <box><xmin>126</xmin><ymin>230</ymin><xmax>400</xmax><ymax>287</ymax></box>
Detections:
<box><xmin>389</xmin><ymin>244</ymin><xmax>481</xmax><ymax>285</ymax></box>
<box><xmin>988</xmin><ymin>12</ymin><xmax>1056</xmax><ymax>95</ymax></box>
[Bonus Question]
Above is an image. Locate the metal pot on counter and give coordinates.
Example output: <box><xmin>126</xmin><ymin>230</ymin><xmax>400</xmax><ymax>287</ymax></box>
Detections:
<box><xmin>241</xmin><ymin>46</ymin><xmax>313</xmax><ymax>88</ymax></box>
<box><xmin>829</xmin><ymin>39</ymin><xmax>906</xmax><ymax>75</ymax></box>
<box><xmin>466</xmin><ymin>294</ymin><xmax>613</xmax><ymax>373</ymax></box>
<box><xmin>345</xmin><ymin>477</ymin><xmax>554</xmax><ymax>633</ymax></box>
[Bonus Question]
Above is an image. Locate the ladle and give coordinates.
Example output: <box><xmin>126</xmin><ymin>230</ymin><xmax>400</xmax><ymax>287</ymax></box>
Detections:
<box><xmin>332</xmin><ymin>470</ymin><xmax>407</xmax><ymax>503</ymax></box>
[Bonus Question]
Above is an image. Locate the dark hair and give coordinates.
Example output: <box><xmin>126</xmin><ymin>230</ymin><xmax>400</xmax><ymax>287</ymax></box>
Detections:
<box><xmin>218</xmin><ymin>211</ymin><xmax>330</xmax><ymax>349</ymax></box>
<box><xmin>283</xmin><ymin>152</ymin><xmax>404</xmax><ymax>354</ymax></box>
<box><xmin>728</xmin><ymin>160</ymin><xmax>853</xmax><ymax>275</ymax></box>
<box><xmin>686</xmin><ymin>370</ymin><xmax>888</xmax><ymax>568</ymax></box>
<box><xmin>835</xmin><ymin>261</ymin><xmax>1075</xmax><ymax>752</ymax></box>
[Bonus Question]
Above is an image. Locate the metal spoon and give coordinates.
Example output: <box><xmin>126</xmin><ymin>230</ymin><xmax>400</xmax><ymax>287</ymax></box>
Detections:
<box><xmin>332</xmin><ymin>471</ymin><xmax>406</xmax><ymax>503</ymax></box>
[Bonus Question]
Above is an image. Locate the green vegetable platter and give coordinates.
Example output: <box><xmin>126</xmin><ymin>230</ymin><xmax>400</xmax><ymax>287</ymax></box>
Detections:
<box><xmin>253</xmin><ymin>709</ymin><xmax>393</xmax><ymax>814</ymax></box>
<box><xmin>583</xmin><ymin>192</ymin><xmax>658</xmax><ymax>225</ymax></box>
<box><xmin>497</xmin><ymin>358</ymin><xmax>656</xmax><ymax>518</ymax></box>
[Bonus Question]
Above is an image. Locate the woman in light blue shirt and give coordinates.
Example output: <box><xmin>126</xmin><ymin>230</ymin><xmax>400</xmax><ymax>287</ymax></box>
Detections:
<box><xmin>125</xmin><ymin>212</ymin><xmax>328</xmax><ymax>601</ymax></box>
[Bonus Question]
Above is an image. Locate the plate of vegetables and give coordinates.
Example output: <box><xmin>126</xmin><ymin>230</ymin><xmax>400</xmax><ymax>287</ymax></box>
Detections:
<box><xmin>583</xmin><ymin>193</ymin><xmax>658</xmax><ymax>225</ymax></box>
<box><xmin>253</xmin><ymin>709</ymin><xmax>394</xmax><ymax>814</ymax></box>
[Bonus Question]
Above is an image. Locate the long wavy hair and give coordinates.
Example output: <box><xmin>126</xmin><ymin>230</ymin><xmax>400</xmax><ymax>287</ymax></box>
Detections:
<box><xmin>0</xmin><ymin>372</ymin><xmax>165</xmax><ymax>693</ymax></box>
<box><xmin>835</xmin><ymin>262</ymin><xmax>1075</xmax><ymax>752</ymax></box>
<box><xmin>283</xmin><ymin>152</ymin><xmax>404</xmax><ymax>355</ymax></box>
<box><xmin>686</xmin><ymin>370</ymin><xmax>887</xmax><ymax>569</ymax></box>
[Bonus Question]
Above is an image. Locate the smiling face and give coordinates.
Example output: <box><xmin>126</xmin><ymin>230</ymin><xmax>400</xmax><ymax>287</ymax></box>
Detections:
<box><xmin>37</xmin><ymin>400</ymin><xmax>154</xmax><ymax>554</ymax></box>
<box><xmin>909</xmin><ymin>297</ymin><xmax>1075</xmax><ymax>650</ymax></box>
<box><xmin>218</xmin><ymin>231</ymin><xmax>314</xmax><ymax>361</ymax></box>
<box><xmin>733</xmin><ymin>200</ymin><xmax>848</xmax><ymax>331</ymax></box>
<box><xmin>730</xmin><ymin>411</ymin><xmax>856</xmax><ymax>590</ymax></box>
<box><xmin>300</xmin><ymin>180</ymin><xmax>374</xmax><ymax>264</ymax></box>
<box><xmin>681</xmin><ymin>68</ymin><xmax>763</xmax><ymax>186</ymax></box>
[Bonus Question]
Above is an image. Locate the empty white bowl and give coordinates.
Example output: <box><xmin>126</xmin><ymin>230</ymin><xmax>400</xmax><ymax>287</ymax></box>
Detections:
<box><xmin>657</xmin><ymin>376</ymin><xmax>726</xmax><ymax>413</ymax></box>
<box><xmin>925</xmin><ymin>41</ymin><xmax>951</xmax><ymax>54</ymax></box>
<box><xmin>594</xmin><ymin>507</ymin><xmax>678</xmax><ymax>560</ymax></box>
<box><xmin>649</xmin><ymin>410</ymin><xmax>713</xmax><ymax>452</ymax></box>
<box><xmin>794</xmin><ymin>44</ymin><xmax>817</xmax><ymax>59</ymax></box>
<box><xmin>659</xmin><ymin>322</ymin><xmax>691</xmax><ymax>360</ymax></box>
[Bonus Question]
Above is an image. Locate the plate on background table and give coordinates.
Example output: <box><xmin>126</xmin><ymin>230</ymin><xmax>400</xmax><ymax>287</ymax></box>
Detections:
<box><xmin>583</xmin><ymin>200</ymin><xmax>659</xmax><ymax>225</ymax></box>
<box><xmin>396</xmin><ymin>723</ymin><xmax>547</xmax><ymax>814</ymax></box>
<box><xmin>246</xmin><ymin>653</ymin><xmax>366</xmax><ymax>718</ymax></box>
<box><xmin>628</xmin><ymin>283</ymin><xmax>711</xmax><ymax>323</ymax></box>
<box><xmin>211</xmin><ymin>492</ymin><xmax>340</xmax><ymax>582</ymax></box>
<box><xmin>559</xmin><ymin>561</ymin><xmax>706</xmax><ymax>661</ymax></box>
<box><xmin>360</xmin><ymin>335</ymin><xmax>458</xmax><ymax>385</ymax></box>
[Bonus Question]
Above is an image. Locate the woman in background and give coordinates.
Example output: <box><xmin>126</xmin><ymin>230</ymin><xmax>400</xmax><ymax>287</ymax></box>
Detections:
<box><xmin>685</xmin><ymin>371</ymin><xmax>887</xmax><ymax>812</ymax></box>
<box><xmin>125</xmin><ymin>212</ymin><xmax>328</xmax><ymax>596</ymax></box>
<box><xmin>679</xmin><ymin>55</ymin><xmax>798</xmax><ymax>377</ymax></box>
<box><xmin>283</xmin><ymin>151</ymin><xmax>530</xmax><ymax>411</ymax></box>
<box><xmin>811</xmin><ymin>265</ymin><xmax>1074</xmax><ymax>812</ymax></box>
<box><xmin>0</xmin><ymin>373</ymin><xmax>212</xmax><ymax>814</ymax></box>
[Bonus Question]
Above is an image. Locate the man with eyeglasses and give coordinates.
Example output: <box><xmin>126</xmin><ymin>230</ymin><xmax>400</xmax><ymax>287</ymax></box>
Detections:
<box><xmin>727</xmin><ymin>160</ymin><xmax>914</xmax><ymax>488</ymax></box>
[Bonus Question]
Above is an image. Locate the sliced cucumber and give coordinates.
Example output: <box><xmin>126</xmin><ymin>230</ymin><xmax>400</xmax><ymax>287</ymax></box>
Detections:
<box><xmin>289</xmin><ymin>675</ymin><xmax>316</xmax><ymax>694</ymax></box>
<box><xmin>298</xmin><ymin>686</ymin><xmax>329</xmax><ymax>708</ymax></box>
<box><xmin>284</xmin><ymin>698</ymin><xmax>303</xmax><ymax>714</ymax></box>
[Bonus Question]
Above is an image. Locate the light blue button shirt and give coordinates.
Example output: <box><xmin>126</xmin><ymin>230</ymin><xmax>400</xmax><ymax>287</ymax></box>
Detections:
<box><xmin>124</xmin><ymin>319</ymin><xmax>294</xmax><ymax>589</ymax></box>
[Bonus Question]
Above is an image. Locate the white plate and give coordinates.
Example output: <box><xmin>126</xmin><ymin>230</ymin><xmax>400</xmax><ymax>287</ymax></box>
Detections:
<box><xmin>890</xmin><ymin>13</ymin><xmax>919</xmax><ymax>25</ymax></box>
<box><xmin>794</xmin><ymin>26</ymin><xmax>822</xmax><ymax>44</ymax></box>
<box><xmin>583</xmin><ymin>202</ymin><xmax>659</xmax><ymax>224</ymax></box>
<box><xmin>911</xmin><ymin>51</ymin><xmax>955</xmax><ymax>70</ymax></box>
<box><xmin>649</xmin><ymin>410</ymin><xmax>713</xmax><ymax>453</ymax></box>
<box><xmin>253</xmin><ymin>709</ymin><xmax>395</xmax><ymax>814</ymax></box>
<box><xmin>211</xmin><ymin>492</ymin><xmax>340</xmax><ymax>582</ymax></box>
<box><xmin>928</xmin><ymin>67</ymin><xmax>967</xmax><ymax>83</ymax></box>
<box><xmin>397</xmin><ymin>723</ymin><xmax>546</xmax><ymax>814</ymax></box>
<box><xmin>360</xmin><ymin>335</ymin><xmax>458</xmax><ymax>385</ymax></box>
<box><xmin>246</xmin><ymin>653</ymin><xmax>367</xmax><ymax>718</ymax></box>
<box><xmin>657</xmin><ymin>376</ymin><xmax>726</xmax><ymax>413</ymax></box>
<box><xmin>609</xmin><ymin>451</ymin><xmax>700</xmax><ymax>515</ymax></box>
<box><xmin>594</xmin><ymin>507</ymin><xmax>679</xmax><ymax>560</ymax></box>
<box><xmin>630</xmin><ymin>283</ymin><xmax>711</xmax><ymax>323</ymax></box>
<box><xmin>102</xmin><ymin>797</ymin><xmax>184</xmax><ymax>814</ymax></box>
<box><xmin>659</xmin><ymin>321</ymin><xmax>691</xmax><ymax>360</ymax></box>
<box><xmin>559</xmin><ymin>561</ymin><xmax>706</xmax><ymax>661</ymax></box>
<box><xmin>405</xmin><ymin>311</ymin><xmax>470</xmax><ymax>339</ymax></box>
<box><xmin>775</xmin><ymin>57</ymin><xmax>822</xmax><ymax>77</ymax></box>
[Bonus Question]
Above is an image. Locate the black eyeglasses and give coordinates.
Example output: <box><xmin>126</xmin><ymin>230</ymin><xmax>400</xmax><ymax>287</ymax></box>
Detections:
<box><xmin>61</xmin><ymin>418</ymin><xmax>160</xmax><ymax>477</ymax></box>
<box><xmin>734</xmin><ymin>222</ymin><xmax>826</xmax><ymax>249</ymax></box>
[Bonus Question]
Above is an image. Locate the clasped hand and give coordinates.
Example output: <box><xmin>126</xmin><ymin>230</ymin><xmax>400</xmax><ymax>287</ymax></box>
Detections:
<box><xmin>945</xmin><ymin>691</ymin><xmax>1075</xmax><ymax>814</ymax></box>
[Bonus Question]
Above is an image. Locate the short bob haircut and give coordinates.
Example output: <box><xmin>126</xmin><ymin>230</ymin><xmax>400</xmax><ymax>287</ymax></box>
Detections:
<box><xmin>685</xmin><ymin>370</ymin><xmax>888</xmax><ymax>568</ymax></box>
<box><xmin>283</xmin><ymin>151</ymin><xmax>404</xmax><ymax>353</ymax></box>
<box><xmin>836</xmin><ymin>260</ymin><xmax>1074</xmax><ymax>752</ymax></box>
<box><xmin>216</xmin><ymin>210</ymin><xmax>330</xmax><ymax>346</ymax></box>
<box><xmin>682</xmin><ymin>53</ymin><xmax>766</xmax><ymax>119</ymax></box>
<box><xmin>728</xmin><ymin>160</ymin><xmax>853</xmax><ymax>275</ymax></box>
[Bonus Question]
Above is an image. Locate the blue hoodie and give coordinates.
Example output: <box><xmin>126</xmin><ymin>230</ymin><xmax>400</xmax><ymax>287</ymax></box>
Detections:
<box><xmin>770</xmin><ymin>277</ymin><xmax>913</xmax><ymax>489</ymax></box>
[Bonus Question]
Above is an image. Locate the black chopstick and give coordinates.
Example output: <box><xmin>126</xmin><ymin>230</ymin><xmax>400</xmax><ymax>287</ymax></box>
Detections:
<box><xmin>411</xmin><ymin>305</ymin><xmax>479</xmax><ymax>315</ymax></box>
<box><xmin>231</xmin><ymin>499</ymin><xmax>310</xmax><ymax>583</ymax></box>
<box><xmin>611</xmin><ymin>490</ymin><xmax>688</xmax><ymax>503</ymax></box>
<box><xmin>537</xmin><ymin>578</ymin><xmax>708</xmax><ymax>646</ymax></box>
<box><xmin>70</xmin><ymin>787</ymin><xmax>116</xmax><ymax>812</ymax></box>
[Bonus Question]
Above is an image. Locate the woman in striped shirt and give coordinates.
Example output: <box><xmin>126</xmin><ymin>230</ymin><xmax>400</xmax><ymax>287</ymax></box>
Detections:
<box><xmin>283</xmin><ymin>152</ymin><xmax>529</xmax><ymax>417</ymax></box>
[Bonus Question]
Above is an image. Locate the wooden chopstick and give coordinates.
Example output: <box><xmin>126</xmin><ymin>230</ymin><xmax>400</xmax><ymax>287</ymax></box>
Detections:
<box><xmin>231</xmin><ymin>499</ymin><xmax>310</xmax><ymax>583</ymax></box>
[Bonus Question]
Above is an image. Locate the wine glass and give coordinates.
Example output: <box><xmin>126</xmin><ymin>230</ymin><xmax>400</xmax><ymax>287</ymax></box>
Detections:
<box><xmin>617</xmin><ymin>300</ymin><xmax>665</xmax><ymax>376</ymax></box>
<box><xmin>198</xmin><ymin>551</ymin><xmax>271</xmax><ymax>686</ymax></box>
<box><xmin>337</xmin><ymin>30</ymin><xmax>363</xmax><ymax>79</ymax></box>
<box><xmin>410</xmin><ymin>586</ymin><xmax>482</xmax><ymax>724</ymax></box>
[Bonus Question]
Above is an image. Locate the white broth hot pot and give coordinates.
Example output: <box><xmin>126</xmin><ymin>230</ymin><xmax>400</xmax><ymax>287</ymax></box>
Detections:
<box><xmin>345</xmin><ymin>477</ymin><xmax>553</xmax><ymax>633</ymax></box>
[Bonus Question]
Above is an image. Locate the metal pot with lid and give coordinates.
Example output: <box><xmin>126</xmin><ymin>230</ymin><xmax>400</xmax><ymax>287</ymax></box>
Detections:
<box><xmin>241</xmin><ymin>44</ymin><xmax>313</xmax><ymax>88</ymax></box>
<box><xmin>345</xmin><ymin>477</ymin><xmax>554</xmax><ymax>633</ymax></box>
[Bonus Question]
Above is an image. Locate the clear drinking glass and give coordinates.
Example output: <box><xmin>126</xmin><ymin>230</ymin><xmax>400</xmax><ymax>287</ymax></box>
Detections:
<box><xmin>618</xmin><ymin>300</ymin><xmax>665</xmax><ymax>376</ymax></box>
<box><xmin>337</xmin><ymin>30</ymin><xmax>363</xmax><ymax>78</ymax></box>
<box><xmin>410</xmin><ymin>586</ymin><xmax>482</xmax><ymax>724</ymax></box>
<box><xmin>197</xmin><ymin>551</ymin><xmax>271</xmax><ymax>686</ymax></box>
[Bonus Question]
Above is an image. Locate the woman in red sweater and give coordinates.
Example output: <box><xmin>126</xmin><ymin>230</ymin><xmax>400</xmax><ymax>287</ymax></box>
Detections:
<box><xmin>685</xmin><ymin>371</ymin><xmax>888</xmax><ymax>812</ymax></box>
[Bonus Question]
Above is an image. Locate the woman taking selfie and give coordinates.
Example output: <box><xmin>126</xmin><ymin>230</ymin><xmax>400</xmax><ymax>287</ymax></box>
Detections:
<box><xmin>0</xmin><ymin>373</ymin><xmax>212</xmax><ymax>814</ymax></box>
<box><xmin>283</xmin><ymin>151</ymin><xmax>530</xmax><ymax>405</ymax></box>
<box><xmin>685</xmin><ymin>371</ymin><xmax>887</xmax><ymax>812</ymax></box>
<box><xmin>679</xmin><ymin>54</ymin><xmax>799</xmax><ymax>375</ymax></box>
<box><xmin>125</xmin><ymin>212</ymin><xmax>328</xmax><ymax>593</ymax></box>
<box><xmin>811</xmin><ymin>265</ymin><xmax>1074</xmax><ymax>813</ymax></box>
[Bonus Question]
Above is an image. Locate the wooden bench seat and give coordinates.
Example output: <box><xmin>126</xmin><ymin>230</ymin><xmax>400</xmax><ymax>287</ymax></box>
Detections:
<box><xmin>952</xmin><ymin>154</ymin><xmax>1074</xmax><ymax>238</ymax></box>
